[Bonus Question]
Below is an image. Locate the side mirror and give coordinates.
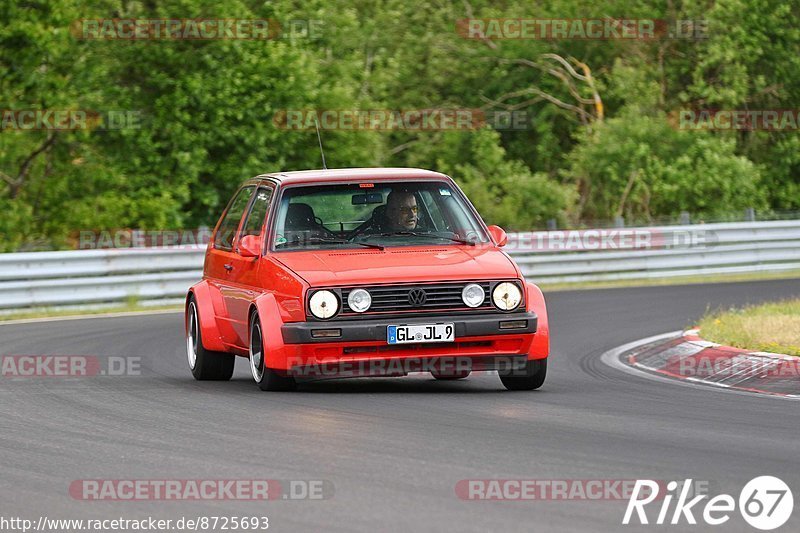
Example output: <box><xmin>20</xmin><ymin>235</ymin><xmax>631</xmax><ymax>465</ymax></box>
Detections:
<box><xmin>238</xmin><ymin>235</ymin><xmax>262</xmax><ymax>258</ymax></box>
<box><xmin>487</xmin><ymin>225</ymin><xmax>508</xmax><ymax>247</ymax></box>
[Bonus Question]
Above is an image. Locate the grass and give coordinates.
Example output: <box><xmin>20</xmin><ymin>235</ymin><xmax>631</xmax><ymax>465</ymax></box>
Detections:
<box><xmin>0</xmin><ymin>302</ymin><xmax>182</xmax><ymax>322</ymax></box>
<box><xmin>697</xmin><ymin>298</ymin><xmax>800</xmax><ymax>356</ymax></box>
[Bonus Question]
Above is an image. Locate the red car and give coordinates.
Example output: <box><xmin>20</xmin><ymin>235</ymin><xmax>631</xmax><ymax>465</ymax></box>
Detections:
<box><xmin>185</xmin><ymin>168</ymin><xmax>549</xmax><ymax>391</ymax></box>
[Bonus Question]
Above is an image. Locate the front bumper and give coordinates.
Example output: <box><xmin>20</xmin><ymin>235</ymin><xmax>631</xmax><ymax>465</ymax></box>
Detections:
<box><xmin>281</xmin><ymin>311</ymin><xmax>537</xmax><ymax>344</ymax></box>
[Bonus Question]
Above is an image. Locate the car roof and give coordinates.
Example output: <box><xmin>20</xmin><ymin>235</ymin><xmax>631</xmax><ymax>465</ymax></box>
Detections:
<box><xmin>247</xmin><ymin>167</ymin><xmax>450</xmax><ymax>186</ymax></box>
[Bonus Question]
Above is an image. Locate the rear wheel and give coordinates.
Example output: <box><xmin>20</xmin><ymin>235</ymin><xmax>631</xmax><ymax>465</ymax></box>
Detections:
<box><xmin>499</xmin><ymin>358</ymin><xmax>547</xmax><ymax>391</ymax></box>
<box><xmin>249</xmin><ymin>313</ymin><xmax>296</xmax><ymax>391</ymax></box>
<box><xmin>186</xmin><ymin>297</ymin><xmax>235</xmax><ymax>381</ymax></box>
<box><xmin>432</xmin><ymin>370</ymin><xmax>471</xmax><ymax>380</ymax></box>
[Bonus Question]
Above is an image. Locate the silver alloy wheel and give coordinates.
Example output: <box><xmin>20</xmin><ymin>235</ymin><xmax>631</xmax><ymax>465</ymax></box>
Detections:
<box><xmin>249</xmin><ymin>319</ymin><xmax>265</xmax><ymax>383</ymax></box>
<box><xmin>186</xmin><ymin>302</ymin><xmax>198</xmax><ymax>370</ymax></box>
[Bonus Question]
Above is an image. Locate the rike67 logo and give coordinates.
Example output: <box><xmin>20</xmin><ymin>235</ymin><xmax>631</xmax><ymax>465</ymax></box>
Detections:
<box><xmin>624</xmin><ymin>476</ymin><xmax>794</xmax><ymax>530</ymax></box>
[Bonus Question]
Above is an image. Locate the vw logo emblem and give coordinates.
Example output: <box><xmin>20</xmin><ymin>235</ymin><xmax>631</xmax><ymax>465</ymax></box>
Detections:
<box><xmin>408</xmin><ymin>288</ymin><xmax>427</xmax><ymax>307</ymax></box>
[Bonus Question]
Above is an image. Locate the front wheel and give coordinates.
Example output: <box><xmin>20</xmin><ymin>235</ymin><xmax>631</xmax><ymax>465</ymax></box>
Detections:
<box><xmin>499</xmin><ymin>358</ymin><xmax>547</xmax><ymax>391</ymax></box>
<box><xmin>186</xmin><ymin>297</ymin><xmax>235</xmax><ymax>381</ymax></box>
<box><xmin>249</xmin><ymin>314</ymin><xmax>296</xmax><ymax>391</ymax></box>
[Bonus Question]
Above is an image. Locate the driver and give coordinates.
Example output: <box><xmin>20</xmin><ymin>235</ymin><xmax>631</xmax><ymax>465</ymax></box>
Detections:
<box><xmin>384</xmin><ymin>190</ymin><xmax>418</xmax><ymax>231</ymax></box>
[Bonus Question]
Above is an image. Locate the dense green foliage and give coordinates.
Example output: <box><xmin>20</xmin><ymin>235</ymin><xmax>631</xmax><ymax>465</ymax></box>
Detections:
<box><xmin>1</xmin><ymin>0</ymin><xmax>798</xmax><ymax>251</ymax></box>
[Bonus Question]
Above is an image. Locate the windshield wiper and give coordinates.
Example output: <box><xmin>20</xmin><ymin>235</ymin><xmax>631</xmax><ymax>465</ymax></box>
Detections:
<box><xmin>376</xmin><ymin>231</ymin><xmax>476</xmax><ymax>246</ymax></box>
<box><xmin>296</xmin><ymin>236</ymin><xmax>385</xmax><ymax>251</ymax></box>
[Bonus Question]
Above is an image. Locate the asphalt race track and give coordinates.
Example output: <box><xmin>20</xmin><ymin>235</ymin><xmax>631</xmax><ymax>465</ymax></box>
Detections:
<box><xmin>2</xmin><ymin>279</ymin><xmax>800</xmax><ymax>532</ymax></box>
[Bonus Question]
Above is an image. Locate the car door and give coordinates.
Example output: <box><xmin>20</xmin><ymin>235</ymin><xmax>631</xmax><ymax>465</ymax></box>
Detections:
<box><xmin>221</xmin><ymin>185</ymin><xmax>275</xmax><ymax>347</ymax></box>
<box><xmin>205</xmin><ymin>186</ymin><xmax>256</xmax><ymax>349</ymax></box>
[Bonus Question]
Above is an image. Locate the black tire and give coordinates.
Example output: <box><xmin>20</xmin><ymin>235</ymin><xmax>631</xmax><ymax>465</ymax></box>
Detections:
<box><xmin>186</xmin><ymin>296</ymin><xmax>235</xmax><ymax>381</ymax></box>
<box><xmin>499</xmin><ymin>358</ymin><xmax>547</xmax><ymax>391</ymax></box>
<box><xmin>249</xmin><ymin>312</ymin><xmax>297</xmax><ymax>392</ymax></box>
<box><xmin>432</xmin><ymin>370</ymin><xmax>471</xmax><ymax>380</ymax></box>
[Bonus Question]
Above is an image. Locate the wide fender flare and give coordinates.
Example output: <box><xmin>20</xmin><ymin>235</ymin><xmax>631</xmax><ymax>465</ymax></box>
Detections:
<box><xmin>252</xmin><ymin>292</ymin><xmax>287</xmax><ymax>369</ymax></box>
<box><xmin>186</xmin><ymin>281</ymin><xmax>226</xmax><ymax>353</ymax></box>
<box><xmin>525</xmin><ymin>281</ymin><xmax>549</xmax><ymax>358</ymax></box>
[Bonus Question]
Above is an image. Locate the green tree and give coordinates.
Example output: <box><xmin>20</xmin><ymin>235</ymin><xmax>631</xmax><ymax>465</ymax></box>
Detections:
<box><xmin>563</xmin><ymin>108</ymin><xmax>766</xmax><ymax>223</ymax></box>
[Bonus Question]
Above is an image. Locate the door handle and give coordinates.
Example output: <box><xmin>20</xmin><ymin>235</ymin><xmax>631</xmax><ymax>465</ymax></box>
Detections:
<box><xmin>223</xmin><ymin>264</ymin><xmax>234</xmax><ymax>272</ymax></box>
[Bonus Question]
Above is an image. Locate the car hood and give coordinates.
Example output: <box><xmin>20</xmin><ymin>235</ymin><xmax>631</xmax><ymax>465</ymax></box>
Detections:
<box><xmin>273</xmin><ymin>245</ymin><xmax>519</xmax><ymax>287</ymax></box>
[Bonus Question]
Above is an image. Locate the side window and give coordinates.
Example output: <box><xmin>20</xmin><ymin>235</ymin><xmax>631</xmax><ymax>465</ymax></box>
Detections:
<box><xmin>214</xmin><ymin>187</ymin><xmax>255</xmax><ymax>251</ymax></box>
<box><xmin>242</xmin><ymin>187</ymin><xmax>274</xmax><ymax>237</ymax></box>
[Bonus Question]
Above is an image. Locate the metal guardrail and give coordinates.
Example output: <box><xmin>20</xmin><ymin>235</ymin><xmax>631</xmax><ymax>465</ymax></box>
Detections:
<box><xmin>507</xmin><ymin>220</ymin><xmax>800</xmax><ymax>282</ymax></box>
<box><xmin>0</xmin><ymin>220</ymin><xmax>798</xmax><ymax>311</ymax></box>
<box><xmin>0</xmin><ymin>248</ymin><xmax>204</xmax><ymax>311</ymax></box>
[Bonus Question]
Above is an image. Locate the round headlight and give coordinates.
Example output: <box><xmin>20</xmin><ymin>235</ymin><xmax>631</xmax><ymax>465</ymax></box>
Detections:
<box><xmin>462</xmin><ymin>283</ymin><xmax>486</xmax><ymax>308</ymax></box>
<box><xmin>309</xmin><ymin>290</ymin><xmax>339</xmax><ymax>319</ymax></box>
<box><xmin>347</xmin><ymin>288</ymin><xmax>372</xmax><ymax>313</ymax></box>
<box><xmin>492</xmin><ymin>282</ymin><xmax>522</xmax><ymax>311</ymax></box>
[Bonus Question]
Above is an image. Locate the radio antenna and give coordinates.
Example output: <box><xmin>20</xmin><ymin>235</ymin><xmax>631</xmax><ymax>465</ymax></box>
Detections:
<box><xmin>314</xmin><ymin>115</ymin><xmax>327</xmax><ymax>170</ymax></box>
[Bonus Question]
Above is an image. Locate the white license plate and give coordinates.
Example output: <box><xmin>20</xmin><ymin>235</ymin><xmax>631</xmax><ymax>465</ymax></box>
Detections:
<box><xmin>387</xmin><ymin>323</ymin><xmax>455</xmax><ymax>344</ymax></box>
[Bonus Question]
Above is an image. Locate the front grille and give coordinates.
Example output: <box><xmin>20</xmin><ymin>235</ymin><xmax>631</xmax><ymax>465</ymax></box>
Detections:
<box><xmin>339</xmin><ymin>281</ymin><xmax>495</xmax><ymax>317</ymax></box>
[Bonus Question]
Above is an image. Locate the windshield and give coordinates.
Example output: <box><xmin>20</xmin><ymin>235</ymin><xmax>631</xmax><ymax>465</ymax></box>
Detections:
<box><xmin>272</xmin><ymin>181</ymin><xmax>489</xmax><ymax>250</ymax></box>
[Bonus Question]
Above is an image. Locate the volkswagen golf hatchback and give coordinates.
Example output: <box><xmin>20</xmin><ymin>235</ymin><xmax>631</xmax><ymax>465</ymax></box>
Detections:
<box><xmin>185</xmin><ymin>168</ymin><xmax>549</xmax><ymax>391</ymax></box>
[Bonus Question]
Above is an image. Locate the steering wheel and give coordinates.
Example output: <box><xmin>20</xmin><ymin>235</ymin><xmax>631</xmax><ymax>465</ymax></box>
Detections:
<box><xmin>347</xmin><ymin>206</ymin><xmax>385</xmax><ymax>241</ymax></box>
<box><xmin>313</xmin><ymin>217</ymin><xmax>338</xmax><ymax>238</ymax></box>
<box><xmin>347</xmin><ymin>219</ymin><xmax>376</xmax><ymax>241</ymax></box>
